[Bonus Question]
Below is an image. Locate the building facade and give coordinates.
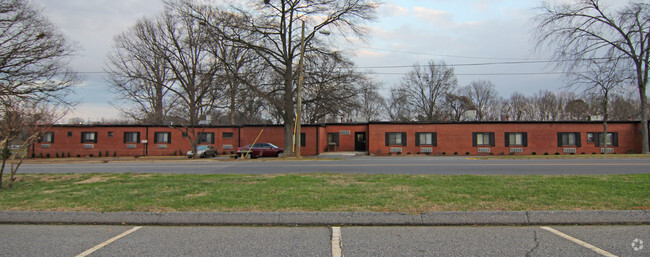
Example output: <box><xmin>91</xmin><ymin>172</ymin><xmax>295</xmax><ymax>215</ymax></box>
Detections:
<box><xmin>32</xmin><ymin>121</ymin><xmax>646</xmax><ymax>158</ymax></box>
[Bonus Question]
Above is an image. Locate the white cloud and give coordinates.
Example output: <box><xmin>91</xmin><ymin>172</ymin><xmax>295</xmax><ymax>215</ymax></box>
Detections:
<box><xmin>378</xmin><ymin>2</ymin><xmax>410</xmax><ymax>17</ymax></box>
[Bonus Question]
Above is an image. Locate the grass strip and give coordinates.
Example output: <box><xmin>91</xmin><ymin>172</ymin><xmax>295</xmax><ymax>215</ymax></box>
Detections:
<box><xmin>0</xmin><ymin>173</ymin><xmax>648</xmax><ymax>213</ymax></box>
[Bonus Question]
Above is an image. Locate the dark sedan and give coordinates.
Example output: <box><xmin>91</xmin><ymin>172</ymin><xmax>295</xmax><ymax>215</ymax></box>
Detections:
<box><xmin>236</xmin><ymin>143</ymin><xmax>284</xmax><ymax>158</ymax></box>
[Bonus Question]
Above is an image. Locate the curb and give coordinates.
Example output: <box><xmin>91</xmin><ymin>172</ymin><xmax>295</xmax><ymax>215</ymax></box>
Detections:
<box><xmin>0</xmin><ymin>210</ymin><xmax>648</xmax><ymax>226</ymax></box>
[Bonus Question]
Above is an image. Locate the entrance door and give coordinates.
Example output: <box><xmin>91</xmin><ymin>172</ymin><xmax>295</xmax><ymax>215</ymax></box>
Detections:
<box><xmin>355</xmin><ymin>132</ymin><xmax>367</xmax><ymax>151</ymax></box>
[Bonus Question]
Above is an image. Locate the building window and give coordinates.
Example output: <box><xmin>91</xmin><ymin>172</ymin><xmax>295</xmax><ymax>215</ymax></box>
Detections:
<box><xmin>505</xmin><ymin>132</ymin><xmax>527</xmax><ymax>147</ymax></box>
<box><xmin>587</xmin><ymin>132</ymin><xmax>594</xmax><ymax>143</ymax></box>
<box><xmin>40</xmin><ymin>132</ymin><xmax>54</xmax><ymax>143</ymax></box>
<box><xmin>81</xmin><ymin>132</ymin><xmax>97</xmax><ymax>143</ymax></box>
<box><xmin>108</xmin><ymin>132</ymin><xmax>114</xmax><ymax>138</ymax></box>
<box><xmin>301</xmin><ymin>133</ymin><xmax>306</xmax><ymax>147</ymax></box>
<box><xmin>124</xmin><ymin>132</ymin><xmax>140</xmax><ymax>143</ymax></box>
<box><xmin>415</xmin><ymin>132</ymin><xmax>436</xmax><ymax>146</ymax></box>
<box><xmin>557</xmin><ymin>132</ymin><xmax>581</xmax><ymax>147</ymax></box>
<box><xmin>385</xmin><ymin>132</ymin><xmax>407</xmax><ymax>146</ymax></box>
<box><xmin>67</xmin><ymin>131</ymin><xmax>73</xmax><ymax>137</ymax></box>
<box><xmin>595</xmin><ymin>132</ymin><xmax>618</xmax><ymax>147</ymax></box>
<box><xmin>473</xmin><ymin>132</ymin><xmax>495</xmax><ymax>147</ymax></box>
<box><xmin>198</xmin><ymin>132</ymin><xmax>215</xmax><ymax>144</ymax></box>
<box><xmin>222</xmin><ymin>132</ymin><xmax>234</xmax><ymax>139</ymax></box>
<box><xmin>327</xmin><ymin>133</ymin><xmax>339</xmax><ymax>147</ymax></box>
<box><xmin>154</xmin><ymin>132</ymin><xmax>171</xmax><ymax>144</ymax></box>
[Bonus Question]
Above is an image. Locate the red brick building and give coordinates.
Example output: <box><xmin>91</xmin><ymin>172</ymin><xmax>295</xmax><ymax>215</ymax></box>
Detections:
<box><xmin>32</xmin><ymin>121</ymin><xmax>647</xmax><ymax>158</ymax></box>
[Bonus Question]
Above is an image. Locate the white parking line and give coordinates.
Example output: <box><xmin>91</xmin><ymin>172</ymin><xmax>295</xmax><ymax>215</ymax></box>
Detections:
<box><xmin>331</xmin><ymin>227</ymin><xmax>342</xmax><ymax>257</ymax></box>
<box><xmin>75</xmin><ymin>226</ymin><xmax>142</xmax><ymax>257</ymax></box>
<box><xmin>540</xmin><ymin>226</ymin><xmax>617</xmax><ymax>257</ymax></box>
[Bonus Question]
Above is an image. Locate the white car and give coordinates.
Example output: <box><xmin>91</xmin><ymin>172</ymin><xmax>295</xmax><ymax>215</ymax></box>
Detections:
<box><xmin>186</xmin><ymin>145</ymin><xmax>217</xmax><ymax>158</ymax></box>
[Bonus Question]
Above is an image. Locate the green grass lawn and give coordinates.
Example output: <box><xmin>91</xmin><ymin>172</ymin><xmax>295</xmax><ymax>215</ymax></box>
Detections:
<box><xmin>0</xmin><ymin>173</ymin><xmax>648</xmax><ymax>213</ymax></box>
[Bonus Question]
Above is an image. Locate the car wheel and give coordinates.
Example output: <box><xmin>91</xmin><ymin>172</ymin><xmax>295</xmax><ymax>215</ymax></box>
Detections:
<box><xmin>276</xmin><ymin>151</ymin><xmax>283</xmax><ymax>157</ymax></box>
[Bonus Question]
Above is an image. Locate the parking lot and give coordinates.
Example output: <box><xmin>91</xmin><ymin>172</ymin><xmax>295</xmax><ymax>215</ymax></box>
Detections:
<box><xmin>0</xmin><ymin>225</ymin><xmax>647</xmax><ymax>256</ymax></box>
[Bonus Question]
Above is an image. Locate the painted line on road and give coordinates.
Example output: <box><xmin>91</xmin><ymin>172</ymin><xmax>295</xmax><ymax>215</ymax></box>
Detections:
<box><xmin>540</xmin><ymin>226</ymin><xmax>617</xmax><ymax>257</ymax></box>
<box><xmin>75</xmin><ymin>226</ymin><xmax>142</xmax><ymax>257</ymax></box>
<box><xmin>331</xmin><ymin>227</ymin><xmax>342</xmax><ymax>257</ymax></box>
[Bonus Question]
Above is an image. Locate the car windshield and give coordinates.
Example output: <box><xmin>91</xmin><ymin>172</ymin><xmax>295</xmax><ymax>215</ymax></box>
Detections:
<box><xmin>197</xmin><ymin>145</ymin><xmax>208</xmax><ymax>151</ymax></box>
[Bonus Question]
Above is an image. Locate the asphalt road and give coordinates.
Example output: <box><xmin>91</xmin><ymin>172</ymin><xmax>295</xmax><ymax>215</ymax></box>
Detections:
<box><xmin>18</xmin><ymin>156</ymin><xmax>650</xmax><ymax>175</ymax></box>
<box><xmin>0</xmin><ymin>225</ymin><xmax>647</xmax><ymax>256</ymax></box>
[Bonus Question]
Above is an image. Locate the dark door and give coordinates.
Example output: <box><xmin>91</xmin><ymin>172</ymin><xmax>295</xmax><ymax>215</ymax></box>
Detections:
<box><xmin>355</xmin><ymin>132</ymin><xmax>367</xmax><ymax>151</ymax></box>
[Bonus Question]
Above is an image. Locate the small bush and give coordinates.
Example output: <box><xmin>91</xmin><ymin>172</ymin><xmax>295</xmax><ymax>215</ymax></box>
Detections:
<box><xmin>465</xmin><ymin>152</ymin><xmax>470</xmax><ymax>155</ymax></box>
<box><xmin>55</xmin><ymin>153</ymin><xmax>59</xmax><ymax>158</ymax></box>
<box><xmin>38</xmin><ymin>153</ymin><xmax>43</xmax><ymax>158</ymax></box>
<box><xmin>442</xmin><ymin>152</ymin><xmax>446</xmax><ymax>155</ymax></box>
<box><xmin>67</xmin><ymin>152</ymin><xmax>71</xmax><ymax>158</ymax></box>
<box><xmin>544</xmin><ymin>152</ymin><xmax>548</xmax><ymax>155</ymax></box>
<box><xmin>554</xmin><ymin>152</ymin><xmax>560</xmax><ymax>155</ymax></box>
<box><xmin>89</xmin><ymin>154</ymin><xmax>94</xmax><ymax>157</ymax></box>
<box><xmin>453</xmin><ymin>152</ymin><xmax>458</xmax><ymax>155</ymax></box>
<box><xmin>113</xmin><ymin>151</ymin><xmax>117</xmax><ymax>157</ymax></box>
<box><xmin>106</xmin><ymin>150</ymin><xmax>110</xmax><ymax>157</ymax></box>
<box><xmin>532</xmin><ymin>152</ymin><xmax>536</xmax><ymax>155</ymax></box>
<box><xmin>46</xmin><ymin>153</ymin><xmax>50</xmax><ymax>158</ymax></box>
<box><xmin>99</xmin><ymin>151</ymin><xmax>102</xmax><ymax>157</ymax></box>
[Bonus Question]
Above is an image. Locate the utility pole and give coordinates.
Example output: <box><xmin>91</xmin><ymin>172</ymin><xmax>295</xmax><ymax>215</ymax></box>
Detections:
<box><xmin>295</xmin><ymin>19</ymin><xmax>306</xmax><ymax>158</ymax></box>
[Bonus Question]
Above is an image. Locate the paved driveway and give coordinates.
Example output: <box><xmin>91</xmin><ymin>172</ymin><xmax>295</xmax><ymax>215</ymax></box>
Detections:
<box><xmin>18</xmin><ymin>156</ymin><xmax>650</xmax><ymax>175</ymax></box>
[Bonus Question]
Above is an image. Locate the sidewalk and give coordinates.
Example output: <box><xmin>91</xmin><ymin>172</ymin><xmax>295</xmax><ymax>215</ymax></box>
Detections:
<box><xmin>0</xmin><ymin>210</ymin><xmax>647</xmax><ymax>226</ymax></box>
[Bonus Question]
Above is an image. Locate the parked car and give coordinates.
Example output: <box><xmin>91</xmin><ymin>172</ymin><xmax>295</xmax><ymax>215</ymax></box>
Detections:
<box><xmin>236</xmin><ymin>143</ymin><xmax>284</xmax><ymax>158</ymax></box>
<box><xmin>186</xmin><ymin>145</ymin><xmax>217</xmax><ymax>158</ymax></box>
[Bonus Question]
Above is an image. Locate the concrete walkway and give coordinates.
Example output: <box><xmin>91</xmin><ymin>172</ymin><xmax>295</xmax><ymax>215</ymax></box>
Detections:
<box><xmin>0</xmin><ymin>210</ymin><xmax>647</xmax><ymax>226</ymax></box>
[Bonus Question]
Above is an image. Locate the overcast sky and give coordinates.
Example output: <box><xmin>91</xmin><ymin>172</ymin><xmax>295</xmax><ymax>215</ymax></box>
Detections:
<box><xmin>31</xmin><ymin>0</ymin><xmax>570</xmax><ymax>122</ymax></box>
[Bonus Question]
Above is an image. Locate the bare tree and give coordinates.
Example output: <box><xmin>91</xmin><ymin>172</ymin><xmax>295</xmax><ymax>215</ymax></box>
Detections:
<box><xmin>505</xmin><ymin>92</ymin><xmax>531</xmax><ymax>121</ymax></box>
<box><xmin>444</xmin><ymin>91</ymin><xmax>474</xmax><ymax>121</ymax></box>
<box><xmin>180</xmin><ymin>0</ymin><xmax>378</xmax><ymax>155</ymax></box>
<box><xmin>572</xmin><ymin>58</ymin><xmax>630</xmax><ymax>152</ymax></box>
<box><xmin>1</xmin><ymin>99</ymin><xmax>61</xmax><ymax>187</ymax></box>
<box><xmin>461</xmin><ymin>80</ymin><xmax>498</xmax><ymax>121</ymax></box>
<box><xmin>106</xmin><ymin>17</ymin><xmax>177</xmax><ymax>124</ymax></box>
<box><xmin>565</xmin><ymin>99</ymin><xmax>590</xmax><ymax>120</ymax></box>
<box><xmin>0</xmin><ymin>0</ymin><xmax>78</xmax><ymax>187</ymax></box>
<box><xmin>0</xmin><ymin>0</ymin><xmax>77</xmax><ymax>102</ymax></box>
<box><xmin>534</xmin><ymin>0</ymin><xmax>650</xmax><ymax>153</ymax></box>
<box><xmin>355</xmin><ymin>78</ymin><xmax>385</xmax><ymax>122</ymax></box>
<box><xmin>385</xmin><ymin>86</ymin><xmax>414</xmax><ymax>122</ymax></box>
<box><xmin>399</xmin><ymin>60</ymin><xmax>458</xmax><ymax>122</ymax></box>
<box><xmin>108</xmin><ymin>5</ymin><xmax>226</xmax><ymax>155</ymax></box>
<box><xmin>302</xmin><ymin>53</ymin><xmax>363</xmax><ymax>123</ymax></box>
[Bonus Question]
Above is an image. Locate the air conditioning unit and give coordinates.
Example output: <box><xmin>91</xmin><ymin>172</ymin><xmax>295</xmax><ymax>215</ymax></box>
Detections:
<box><xmin>478</xmin><ymin>147</ymin><xmax>491</xmax><ymax>153</ymax></box>
<box><xmin>510</xmin><ymin>148</ymin><xmax>523</xmax><ymax>153</ymax></box>
<box><xmin>563</xmin><ymin>148</ymin><xmax>576</xmax><ymax>153</ymax></box>
<box><xmin>390</xmin><ymin>147</ymin><xmax>402</xmax><ymax>153</ymax></box>
<box><xmin>420</xmin><ymin>147</ymin><xmax>433</xmax><ymax>153</ymax></box>
<box><xmin>601</xmin><ymin>148</ymin><xmax>614</xmax><ymax>153</ymax></box>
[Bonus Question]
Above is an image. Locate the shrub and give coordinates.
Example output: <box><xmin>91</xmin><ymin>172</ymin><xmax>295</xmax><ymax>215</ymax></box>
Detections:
<box><xmin>99</xmin><ymin>151</ymin><xmax>102</xmax><ymax>157</ymax></box>
<box><xmin>532</xmin><ymin>152</ymin><xmax>536</xmax><ymax>155</ymax></box>
<box><xmin>113</xmin><ymin>151</ymin><xmax>117</xmax><ymax>157</ymax></box>
<box><xmin>544</xmin><ymin>152</ymin><xmax>548</xmax><ymax>155</ymax></box>
<box><xmin>465</xmin><ymin>152</ymin><xmax>470</xmax><ymax>155</ymax></box>
<box><xmin>442</xmin><ymin>152</ymin><xmax>446</xmax><ymax>155</ymax></box>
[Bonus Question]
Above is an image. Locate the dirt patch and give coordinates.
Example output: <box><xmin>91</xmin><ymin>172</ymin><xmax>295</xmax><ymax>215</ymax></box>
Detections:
<box><xmin>38</xmin><ymin>175</ymin><xmax>82</xmax><ymax>182</ymax></box>
<box><xmin>186</xmin><ymin>192</ymin><xmax>209</xmax><ymax>198</ymax></box>
<box><xmin>75</xmin><ymin>176</ymin><xmax>112</xmax><ymax>184</ymax></box>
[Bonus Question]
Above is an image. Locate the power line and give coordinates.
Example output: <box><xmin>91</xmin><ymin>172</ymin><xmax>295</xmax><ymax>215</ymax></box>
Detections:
<box><xmin>340</xmin><ymin>43</ymin><xmax>545</xmax><ymax>61</ymax></box>
<box><xmin>357</xmin><ymin>60</ymin><xmax>556</xmax><ymax>69</ymax></box>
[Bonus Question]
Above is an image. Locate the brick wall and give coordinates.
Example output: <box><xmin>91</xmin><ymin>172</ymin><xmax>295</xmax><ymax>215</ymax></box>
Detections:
<box><xmin>32</xmin><ymin>121</ymin><xmax>645</xmax><ymax>158</ymax></box>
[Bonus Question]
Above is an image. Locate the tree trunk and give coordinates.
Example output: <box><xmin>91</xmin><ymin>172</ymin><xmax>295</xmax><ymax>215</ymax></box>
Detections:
<box><xmin>639</xmin><ymin>81</ymin><xmax>648</xmax><ymax>154</ymax></box>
